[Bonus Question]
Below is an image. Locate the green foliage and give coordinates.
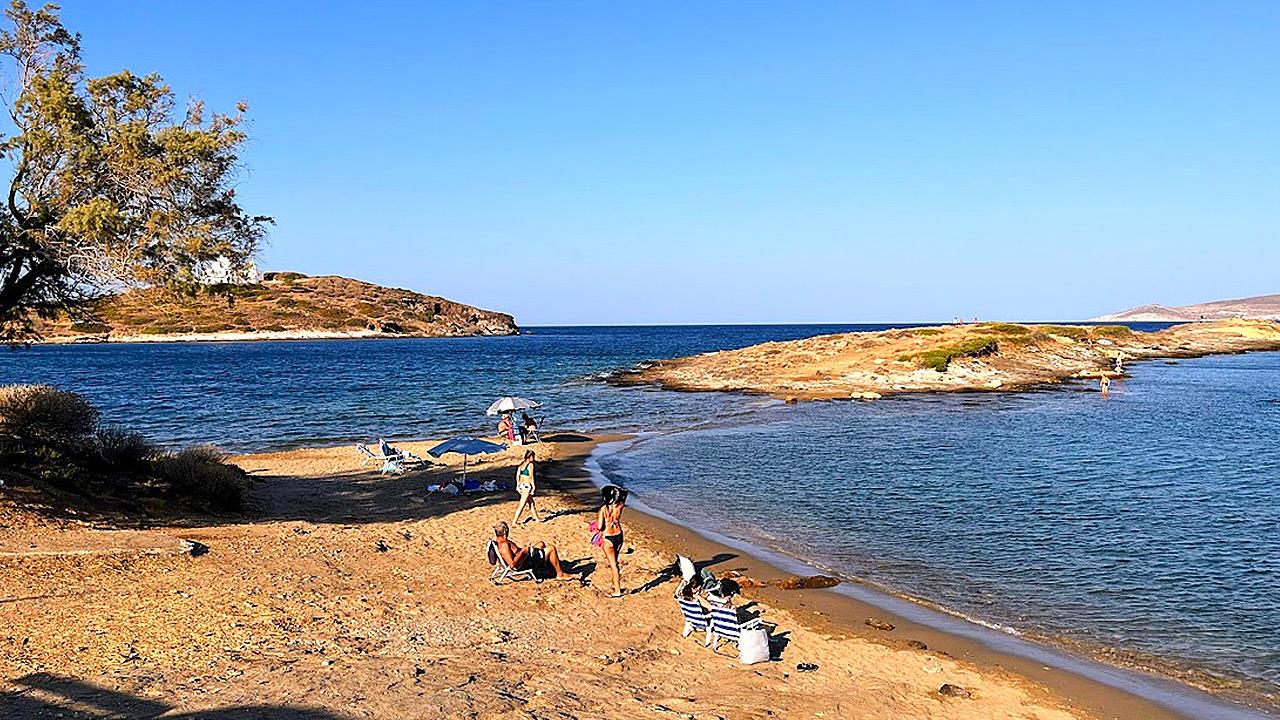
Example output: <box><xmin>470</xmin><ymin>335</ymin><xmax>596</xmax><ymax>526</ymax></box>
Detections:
<box><xmin>1036</xmin><ymin>325</ymin><xmax>1089</xmax><ymax>340</ymax></box>
<box><xmin>0</xmin><ymin>382</ymin><xmax>248</xmax><ymax>513</ymax></box>
<box><xmin>981</xmin><ymin>323</ymin><xmax>1031</xmax><ymax>335</ymax></box>
<box><xmin>0</xmin><ymin>1</ymin><xmax>270</xmax><ymax>343</ymax></box>
<box><xmin>901</xmin><ymin>336</ymin><xmax>999</xmax><ymax>372</ymax></box>
<box><xmin>1091</xmin><ymin>324</ymin><xmax>1133</xmax><ymax>338</ymax></box>
<box><xmin>153</xmin><ymin>445</ymin><xmax>250</xmax><ymax>512</ymax></box>
<box><xmin>94</xmin><ymin>425</ymin><xmax>158</xmax><ymax>471</ymax></box>
<box><xmin>908</xmin><ymin>327</ymin><xmax>944</xmax><ymax>336</ymax></box>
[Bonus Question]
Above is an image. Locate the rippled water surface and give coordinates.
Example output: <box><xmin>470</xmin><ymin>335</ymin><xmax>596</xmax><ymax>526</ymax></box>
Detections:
<box><xmin>5</xmin><ymin>324</ymin><xmax>1278</xmax><ymax>699</ymax></box>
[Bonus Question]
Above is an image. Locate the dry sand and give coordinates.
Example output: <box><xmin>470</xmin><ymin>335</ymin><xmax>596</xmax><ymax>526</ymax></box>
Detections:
<box><xmin>1</xmin><ymin>435</ymin><xmax>1188</xmax><ymax>719</ymax></box>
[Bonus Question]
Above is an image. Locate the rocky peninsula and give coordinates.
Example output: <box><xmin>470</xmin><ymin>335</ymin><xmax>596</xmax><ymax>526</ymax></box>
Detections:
<box><xmin>616</xmin><ymin>320</ymin><xmax>1280</xmax><ymax>400</ymax></box>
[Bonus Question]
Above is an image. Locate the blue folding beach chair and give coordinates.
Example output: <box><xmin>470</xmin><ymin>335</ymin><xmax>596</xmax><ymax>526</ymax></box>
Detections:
<box><xmin>675</xmin><ymin>596</ymin><xmax>712</xmax><ymax>645</ymax></box>
<box><xmin>708</xmin><ymin>598</ymin><xmax>764</xmax><ymax>652</ymax></box>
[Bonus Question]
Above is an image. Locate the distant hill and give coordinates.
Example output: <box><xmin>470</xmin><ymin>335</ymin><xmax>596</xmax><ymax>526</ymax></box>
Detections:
<box><xmin>1092</xmin><ymin>294</ymin><xmax>1280</xmax><ymax>322</ymax></box>
<box><xmin>37</xmin><ymin>273</ymin><xmax>518</xmax><ymax>343</ymax></box>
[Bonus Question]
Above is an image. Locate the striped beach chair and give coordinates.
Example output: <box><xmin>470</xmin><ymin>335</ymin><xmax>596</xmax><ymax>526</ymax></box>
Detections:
<box><xmin>675</xmin><ymin>596</ymin><xmax>712</xmax><ymax>645</ymax></box>
<box><xmin>707</xmin><ymin>597</ymin><xmax>764</xmax><ymax>652</ymax></box>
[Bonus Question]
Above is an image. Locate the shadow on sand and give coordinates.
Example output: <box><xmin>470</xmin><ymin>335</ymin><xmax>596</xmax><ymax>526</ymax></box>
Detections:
<box><xmin>1</xmin><ymin>673</ymin><xmax>351</xmax><ymax>720</ymax></box>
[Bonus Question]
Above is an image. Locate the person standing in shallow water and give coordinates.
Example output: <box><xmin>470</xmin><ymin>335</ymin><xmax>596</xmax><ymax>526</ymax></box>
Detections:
<box><xmin>597</xmin><ymin>485</ymin><xmax>628</xmax><ymax>598</ymax></box>
<box><xmin>511</xmin><ymin>450</ymin><xmax>542</xmax><ymax>525</ymax></box>
<box><xmin>1100</xmin><ymin>375</ymin><xmax>1111</xmax><ymax>397</ymax></box>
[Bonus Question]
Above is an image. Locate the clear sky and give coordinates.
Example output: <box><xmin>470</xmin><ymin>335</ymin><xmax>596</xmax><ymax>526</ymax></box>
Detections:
<box><xmin>59</xmin><ymin>1</ymin><xmax>1279</xmax><ymax>324</ymax></box>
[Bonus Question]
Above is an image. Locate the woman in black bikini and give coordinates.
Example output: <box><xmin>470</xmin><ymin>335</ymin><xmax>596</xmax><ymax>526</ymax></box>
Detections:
<box><xmin>597</xmin><ymin>485</ymin><xmax>628</xmax><ymax>597</ymax></box>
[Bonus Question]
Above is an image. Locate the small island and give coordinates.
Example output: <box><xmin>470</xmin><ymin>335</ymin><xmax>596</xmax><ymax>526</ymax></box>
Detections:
<box><xmin>35</xmin><ymin>273</ymin><xmax>519</xmax><ymax>343</ymax></box>
<box><xmin>616</xmin><ymin>320</ymin><xmax>1280</xmax><ymax>400</ymax></box>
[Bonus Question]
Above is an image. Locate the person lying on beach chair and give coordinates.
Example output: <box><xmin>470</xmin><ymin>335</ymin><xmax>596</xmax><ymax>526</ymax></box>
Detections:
<box><xmin>520</xmin><ymin>412</ymin><xmax>540</xmax><ymax>443</ymax></box>
<box><xmin>491</xmin><ymin>521</ymin><xmax>575</xmax><ymax>582</ymax></box>
<box><xmin>703</xmin><ymin>579</ymin><xmax>772</xmax><ymax>653</ymax></box>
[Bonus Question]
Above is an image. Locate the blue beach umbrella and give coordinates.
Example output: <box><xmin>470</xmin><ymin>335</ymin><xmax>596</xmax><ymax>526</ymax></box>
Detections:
<box><xmin>427</xmin><ymin>436</ymin><xmax>506</xmax><ymax>481</ymax></box>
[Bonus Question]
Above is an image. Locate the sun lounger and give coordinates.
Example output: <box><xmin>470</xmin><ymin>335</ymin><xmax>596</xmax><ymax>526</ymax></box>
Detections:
<box><xmin>486</xmin><ymin>539</ymin><xmax>538</xmax><ymax>585</ymax></box>
<box><xmin>356</xmin><ymin>443</ymin><xmax>427</xmax><ymax>475</ymax></box>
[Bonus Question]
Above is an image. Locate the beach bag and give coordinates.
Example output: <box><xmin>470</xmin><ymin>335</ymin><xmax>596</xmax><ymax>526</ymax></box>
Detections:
<box><xmin>588</xmin><ymin>520</ymin><xmax>603</xmax><ymax>547</ymax></box>
<box><xmin>738</xmin><ymin>627</ymin><xmax>770</xmax><ymax>665</ymax></box>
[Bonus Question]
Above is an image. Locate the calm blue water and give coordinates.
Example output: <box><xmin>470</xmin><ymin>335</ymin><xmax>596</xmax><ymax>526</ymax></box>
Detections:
<box><xmin>4</xmin><ymin>324</ymin><xmax>1278</xmax><ymax>702</ymax></box>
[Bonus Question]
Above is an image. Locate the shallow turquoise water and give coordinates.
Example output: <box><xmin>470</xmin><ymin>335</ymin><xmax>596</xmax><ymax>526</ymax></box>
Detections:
<box><xmin>5</xmin><ymin>324</ymin><xmax>1277</xmax><ymax>702</ymax></box>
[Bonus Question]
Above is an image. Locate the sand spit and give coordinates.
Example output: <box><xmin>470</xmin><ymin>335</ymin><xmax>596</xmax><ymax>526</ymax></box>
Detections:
<box><xmin>1</xmin><ymin>435</ymin><xmax>1131</xmax><ymax>720</ymax></box>
<box><xmin>615</xmin><ymin>319</ymin><xmax>1280</xmax><ymax>400</ymax></box>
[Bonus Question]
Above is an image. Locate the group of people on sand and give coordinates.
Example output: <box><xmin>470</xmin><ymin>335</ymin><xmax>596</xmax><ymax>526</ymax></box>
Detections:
<box><xmin>495</xmin><ymin>451</ymin><xmax>630</xmax><ymax>597</ymax></box>
<box><xmin>496</xmin><ymin>412</ymin><xmax>538</xmax><ymax>445</ymax></box>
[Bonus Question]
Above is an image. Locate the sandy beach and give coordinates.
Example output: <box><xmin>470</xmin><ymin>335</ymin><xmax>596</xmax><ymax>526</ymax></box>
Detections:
<box><xmin>1</xmin><ymin>432</ymin><xmax>1214</xmax><ymax>720</ymax></box>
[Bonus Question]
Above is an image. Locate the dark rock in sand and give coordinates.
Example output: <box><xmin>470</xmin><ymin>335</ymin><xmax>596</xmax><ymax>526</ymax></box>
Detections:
<box><xmin>776</xmin><ymin>575</ymin><xmax>841</xmax><ymax>590</ymax></box>
<box><xmin>938</xmin><ymin>683</ymin><xmax>972</xmax><ymax>698</ymax></box>
<box><xmin>179</xmin><ymin>539</ymin><xmax>209</xmax><ymax>557</ymax></box>
<box><xmin>907</xmin><ymin>639</ymin><xmax>928</xmax><ymax>650</ymax></box>
<box><xmin>865</xmin><ymin>617</ymin><xmax>895</xmax><ymax>631</ymax></box>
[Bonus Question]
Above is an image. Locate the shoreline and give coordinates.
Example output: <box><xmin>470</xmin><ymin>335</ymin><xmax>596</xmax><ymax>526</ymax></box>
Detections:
<box><xmin>4</xmin><ymin>433</ymin><xmax>1275</xmax><ymax>719</ymax></box>
<box><xmin>561</xmin><ymin>437</ymin><xmax>1277</xmax><ymax>720</ymax></box>
<box><xmin>35</xmin><ymin>328</ymin><xmax>521</xmax><ymax>345</ymax></box>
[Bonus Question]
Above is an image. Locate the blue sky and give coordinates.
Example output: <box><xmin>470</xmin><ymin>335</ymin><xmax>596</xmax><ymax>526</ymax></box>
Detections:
<box><xmin>60</xmin><ymin>2</ymin><xmax>1279</xmax><ymax>324</ymax></box>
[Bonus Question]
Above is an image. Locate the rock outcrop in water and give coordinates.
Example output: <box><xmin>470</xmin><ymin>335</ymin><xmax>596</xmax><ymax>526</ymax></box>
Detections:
<box><xmin>615</xmin><ymin>320</ymin><xmax>1280</xmax><ymax>400</ymax></box>
<box><xmin>35</xmin><ymin>273</ymin><xmax>518</xmax><ymax>343</ymax></box>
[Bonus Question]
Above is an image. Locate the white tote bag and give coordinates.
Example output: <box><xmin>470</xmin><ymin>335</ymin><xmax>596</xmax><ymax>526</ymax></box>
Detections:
<box><xmin>738</xmin><ymin>627</ymin><xmax>770</xmax><ymax>665</ymax></box>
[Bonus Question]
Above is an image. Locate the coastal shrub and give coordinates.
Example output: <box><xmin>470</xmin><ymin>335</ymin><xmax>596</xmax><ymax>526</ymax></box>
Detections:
<box><xmin>0</xmin><ymin>385</ymin><xmax>100</xmax><ymax>443</ymax></box>
<box><xmin>982</xmin><ymin>323</ymin><xmax>1030</xmax><ymax>335</ymax></box>
<box><xmin>909</xmin><ymin>327</ymin><xmax>944</xmax><ymax>336</ymax></box>
<box><xmin>1037</xmin><ymin>325</ymin><xmax>1089</xmax><ymax>340</ymax></box>
<box><xmin>901</xmin><ymin>336</ymin><xmax>999</xmax><ymax>372</ymax></box>
<box><xmin>153</xmin><ymin>445</ymin><xmax>250</xmax><ymax>512</ymax></box>
<box><xmin>1091</xmin><ymin>325</ymin><xmax>1133</xmax><ymax>338</ymax></box>
<box><xmin>94</xmin><ymin>426</ymin><xmax>159</xmax><ymax>471</ymax></box>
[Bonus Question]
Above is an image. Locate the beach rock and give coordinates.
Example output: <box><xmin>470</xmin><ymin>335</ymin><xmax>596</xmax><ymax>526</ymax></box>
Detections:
<box><xmin>865</xmin><ymin>617</ymin><xmax>895</xmax><ymax>631</ymax></box>
<box><xmin>776</xmin><ymin>575</ymin><xmax>840</xmax><ymax>590</ymax></box>
<box><xmin>179</xmin><ymin>539</ymin><xmax>209</xmax><ymax>557</ymax></box>
<box><xmin>796</xmin><ymin>662</ymin><xmax>818</xmax><ymax>672</ymax></box>
<box><xmin>851</xmin><ymin>391</ymin><xmax>882</xmax><ymax>400</ymax></box>
<box><xmin>783</xmin><ymin>396</ymin><xmax>799</xmax><ymax>404</ymax></box>
<box><xmin>938</xmin><ymin>683</ymin><xmax>972</xmax><ymax>699</ymax></box>
<box><xmin>375</xmin><ymin>540</ymin><xmax>391</xmax><ymax>552</ymax></box>
<box><xmin>907</xmin><ymin>639</ymin><xmax>928</xmax><ymax>650</ymax></box>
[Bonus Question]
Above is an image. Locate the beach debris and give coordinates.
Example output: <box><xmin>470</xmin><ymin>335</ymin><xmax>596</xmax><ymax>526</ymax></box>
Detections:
<box><xmin>375</xmin><ymin>540</ymin><xmax>391</xmax><ymax>552</ymax></box>
<box><xmin>796</xmin><ymin>662</ymin><xmax>819</xmax><ymax>672</ymax></box>
<box><xmin>400</xmin><ymin>530</ymin><xmax>413</xmax><ymax>541</ymax></box>
<box><xmin>907</xmin><ymin>639</ymin><xmax>928</xmax><ymax>650</ymax></box>
<box><xmin>776</xmin><ymin>575</ymin><xmax>840</xmax><ymax>590</ymax></box>
<box><xmin>865</xmin><ymin>617</ymin><xmax>895</xmax><ymax>631</ymax></box>
<box><xmin>179</xmin><ymin>539</ymin><xmax>209</xmax><ymax>557</ymax></box>
<box><xmin>938</xmin><ymin>683</ymin><xmax>972</xmax><ymax>699</ymax></box>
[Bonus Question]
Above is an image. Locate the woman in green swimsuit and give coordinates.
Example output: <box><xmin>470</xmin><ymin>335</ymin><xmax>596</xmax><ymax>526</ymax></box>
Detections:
<box><xmin>511</xmin><ymin>450</ymin><xmax>542</xmax><ymax>525</ymax></box>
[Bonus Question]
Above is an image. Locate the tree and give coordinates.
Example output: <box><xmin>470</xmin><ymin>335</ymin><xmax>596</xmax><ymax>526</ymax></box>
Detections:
<box><xmin>0</xmin><ymin>1</ymin><xmax>269</xmax><ymax>343</ymax></box>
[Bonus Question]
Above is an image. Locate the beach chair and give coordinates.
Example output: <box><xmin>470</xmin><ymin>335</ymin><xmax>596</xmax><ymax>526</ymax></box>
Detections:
<box><xmin>707</xmin><ymin>596</ymin><xmax>765</xmax><ymax>653</ymax></box>
<box><xmin>675</xmin><ymin>595</ymin><xmax>713</xmax><ymax>645</ymax></box>
<box><xmin>486</xmin><ymin>539</ymin><xmax>537</xmax><ymax>585</ymax></box>
<box><xmin>356</xmin><ymin>443</ymin><xmax>427</xmax><ymax>475</ymax></box>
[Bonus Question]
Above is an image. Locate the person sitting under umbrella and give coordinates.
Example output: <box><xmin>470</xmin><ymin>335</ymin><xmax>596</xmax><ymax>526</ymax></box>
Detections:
<box><xmin>492</xmin><ymin>521</ymin><xmax>575</xmax><ymax>581</ymax></box>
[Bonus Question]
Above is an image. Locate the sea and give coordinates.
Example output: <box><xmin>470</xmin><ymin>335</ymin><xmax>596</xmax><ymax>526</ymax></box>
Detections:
<box><xmin>4</xmin><ymin>324</ymin><xmax>1278</xmax><ymax>713</ymax></box>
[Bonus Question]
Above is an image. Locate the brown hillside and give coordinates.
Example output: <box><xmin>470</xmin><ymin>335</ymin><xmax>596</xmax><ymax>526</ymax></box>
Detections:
<box><xmin>37</xmin><ymin>273</ymin><xmax>518</xmax><ymax>342</ymax></box>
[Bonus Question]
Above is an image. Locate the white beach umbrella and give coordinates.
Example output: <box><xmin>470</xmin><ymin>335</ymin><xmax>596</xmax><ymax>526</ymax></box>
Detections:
<box><xmin>486</xmin><ymin>396</ymin><xmax>540</xmax><ymax>416</ymax></box>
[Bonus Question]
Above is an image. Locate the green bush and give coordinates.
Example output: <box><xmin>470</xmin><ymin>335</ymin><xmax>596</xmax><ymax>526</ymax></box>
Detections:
<box><xmin>909</xmin><ymin>327</ymin><xmax>944</xmax><ymax>336</ymax></box>
<box><xmin>0</xmin><ymin>385</ymin><xmax>99</xmax><ymax>443</ymax></box>
<box><xmin>1036</xmin><ymin>325</ymin><xmax>1089</xmax><ymax>340</ymax></box>
<box><xmin>153</xmin><ymin>445</ymin><xmax>250</xmax><ymax>512</ymax></box>
<box><xmin>901</xmin><ymin>336</ymin><xmax>999</xmax><ymax>372</ymax></box>
<box><xmin>981</xmin><ymin>323</ymin><xmax>1030</xmax><ymax>335</ymax></box>
<box><xmin>1092</xmin><ymin>324</ymin><xmax>1133</xmax><ymax>338</ymax></box>
<box><xmin>95</xmin><ymin>426</ymin><xmax>159</xmax><ymax>471</ymax></box>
